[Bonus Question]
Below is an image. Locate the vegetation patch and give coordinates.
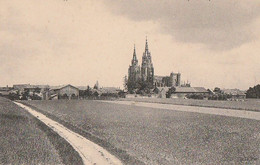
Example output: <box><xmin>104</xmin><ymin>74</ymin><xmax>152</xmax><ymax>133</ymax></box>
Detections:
<box><xmin>22</xmin><ymin>100</ymin><xmax>260</xmax><ymax>164</ymax></box>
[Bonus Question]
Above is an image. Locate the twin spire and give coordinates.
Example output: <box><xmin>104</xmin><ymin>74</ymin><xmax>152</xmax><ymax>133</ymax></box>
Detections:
<box><xmin>132</xmin><ymin>37</ymin><xmax>150</xmax><ymax>64</ymax></box>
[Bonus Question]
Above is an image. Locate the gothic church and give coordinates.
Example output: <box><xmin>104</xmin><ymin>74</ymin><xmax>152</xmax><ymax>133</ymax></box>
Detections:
<box><xmin>128</xmin><ymin>38</ymin><xmax>181</xmax><ymax>90</ymax></box>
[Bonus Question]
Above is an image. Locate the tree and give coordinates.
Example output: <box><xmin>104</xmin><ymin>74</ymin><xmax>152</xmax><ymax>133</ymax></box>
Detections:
<box><xmin>213</xmin><ymin>87</ymin><xmax>222</xmax><ymax>94</ymax></box>
<box><xmin>8</xmin><ymin>91</ymin><xmax>20</xmax><ymax>100</ymax></box>
<box><xmin>79</xmin><ymin>90</ymin><xmax>85</xmax><ymax>98</ymax></box>
<box><xmin>246</xmin><ymin>84</ymin><xmax>260</xmax><ymax>98</ymax></box>
<box><xmin>21</xmin><ymin>89</ymin><xmax>29</xmax><ymax>100</ymax></box>
<box><xmin>84</xmin><ymin>86</ymin><xmax>93</xmax><ymax>98</ymax></box>
<box><xmin>94</xmin><ymin>81</ymin><xmax>99</xmax><ymax>89</ymax></box>
<box><xmin>35</xmin><ymin>87</ymin><xmax>41</xmax><ymax>93</ymax></box>
<box><xmin>166</xmin><ymin>86</ymin><xmax>176</xmax><ymax>98</ymax></box>
<box><xmin>136</xmin><ymin>80</ymin><xmax>153</xmax><ymax>95</ymax></box>
<box><xmin>123</xmin><ymin>75</ymin><xmax>128</xmax><ymax>91</ymax></box>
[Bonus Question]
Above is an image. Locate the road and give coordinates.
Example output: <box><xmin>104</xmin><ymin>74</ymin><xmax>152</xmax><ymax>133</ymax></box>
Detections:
<box><xmin>102</xmin><ymin>100</ymin><xmax>260</xmax><ymax>120</ymax></box>
<box><xmin>14</xmin><ymin>102</ymin><xmax>122</xmax><ymax>165</ymax></box>
<box><xmin>23</xmin><ymin>100</ymin><xmax>260</xmax><ymax>164</ymax></box>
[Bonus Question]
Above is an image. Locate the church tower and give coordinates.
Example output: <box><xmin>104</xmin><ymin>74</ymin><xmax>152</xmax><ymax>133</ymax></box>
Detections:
<box><xmin>141</xmin><ymin>38</ymin><xmax>154</xmax><ymax>85</ymax></box>
<box><xmin>128</xmin><ymin>45</ymin><xmax>141</xmax><ymax>88</ymax></box>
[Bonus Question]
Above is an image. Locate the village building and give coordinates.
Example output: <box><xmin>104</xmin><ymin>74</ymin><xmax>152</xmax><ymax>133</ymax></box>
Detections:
<box><xmin>221</xmin><ymin>89</ymin><xmax>246</xmax><ymax>100</ymax></box>
<box><xmin>171</xmin><ymin>87</ymin><xmax>209</xmax><ymax>98</ymax></box>
<box><xmin>47</xmin><ymin>84</ymin><xmax>79</xmax><ymax>100</ymax></box>
<box><xmin>91</xmin><ymin>87</ymin><xmax>123</xmax><ymax>98</ymax></box>
<box><xmin>153</xmin><ymin>86</ymin><xmax>209</xmax><ymax>98</ymax></box>
<box><xmin>13</xmin><ymin>84</ymin><xmax>49</xmax><ymax>93</ymax></box>
<box><xmin>154</xmin><ymin>72</ymin><xmax>181</xmax><ymax>87</ymax></box>
<box><xmin>12</xmin><ymin>84</ymin><xmax>49</xmax><ymax>100</ymax></box>
<box><xmin>13</xmin><ymin>84</ymin><xmax>31</xmax><ymax>95</ymax></box>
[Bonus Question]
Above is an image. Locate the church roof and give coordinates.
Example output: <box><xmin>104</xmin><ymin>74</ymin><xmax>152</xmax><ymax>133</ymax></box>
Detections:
<box><xmin>175</xmin><ymin>87</ymin><xmax>208</xmax><ymax>93</ymax></box>
<box><xmin>50</xmin><ymin>84</ymin><xmax>78</xmax><ymax>91</ymax></box>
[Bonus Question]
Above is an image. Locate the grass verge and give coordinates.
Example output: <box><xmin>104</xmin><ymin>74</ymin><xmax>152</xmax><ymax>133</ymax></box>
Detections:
<box><xmin>0</xmin><ymin>97</ymin><xmax>83</xmax><ymax>165</ymax></box>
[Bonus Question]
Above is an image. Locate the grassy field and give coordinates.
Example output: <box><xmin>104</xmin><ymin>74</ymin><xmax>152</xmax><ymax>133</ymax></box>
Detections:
<box><xmin>120</xmin><ymin>98</ymin><xmax>260</xmax><ymax>112</ymax></box>
<box><xmin>23</xmin><ymin>99</ymin><xmax>260</xmax><ymax>165</ymax></box>
<box><xmin>0</xmin><ymin>97</ymin><xmax>83</xmax><ymax>165</ymax></box>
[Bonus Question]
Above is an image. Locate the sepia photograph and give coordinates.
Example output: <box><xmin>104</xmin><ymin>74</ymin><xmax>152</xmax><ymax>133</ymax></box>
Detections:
<box><xmin>1</xmin><ymin>0</ymin><xmax>260</xmax><ymax>164</ymax></box>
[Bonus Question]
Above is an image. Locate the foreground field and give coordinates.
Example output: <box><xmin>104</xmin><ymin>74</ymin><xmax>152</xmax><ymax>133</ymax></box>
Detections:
<box><xmin>121</xmin><ymin>97</ymin><xmax>260</xmax><ymax>111</ymax></box>
<box><xmin>0</xmin><ymin>97</ymin><xmax>83</xmax><ymax>165</ymax></box>
<box><xmin>23</xmin><ymin>99</ymin><xmax>260</xmax><ymax>165</ymax></box>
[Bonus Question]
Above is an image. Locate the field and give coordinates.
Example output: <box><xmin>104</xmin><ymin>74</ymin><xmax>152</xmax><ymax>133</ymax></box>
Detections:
<box><xmin>120</xmin><ymin>97</ymin><xmax>260</xmax><ymax>112</ymax></box>
<box><xmin>0</xmin><ymin>97</ymin><xmax>83</xmax><ymax>165</ymax></box>
<box><xmin>23</xmin><ymin>99</ymin><xmax>260</xmax><ymax>165</ymax></box>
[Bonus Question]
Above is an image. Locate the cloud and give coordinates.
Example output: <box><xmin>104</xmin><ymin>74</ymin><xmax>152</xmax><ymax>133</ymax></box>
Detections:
<box><xmin>102</xmin><ymin>0</ymin><xmax>260</xmax><ymax>50</ymax></box>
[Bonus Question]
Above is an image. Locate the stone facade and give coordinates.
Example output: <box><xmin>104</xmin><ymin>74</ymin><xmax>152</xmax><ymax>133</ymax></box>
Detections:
<box><xmin>154</xmin><ymin>72</ymin><xmax>181</xmax><ymax>87</ymax></box>
<box><xmin>48</xmin><ymin>84</ymin><xmax>79</xmax><ymax>100</ymax></box>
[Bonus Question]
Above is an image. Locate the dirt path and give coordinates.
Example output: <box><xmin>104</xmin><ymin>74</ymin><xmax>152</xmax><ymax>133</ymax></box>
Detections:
<box><xmin>101</xmin><ymin>100</ymin><xmax>260</xmax><ymax>121</ymax></box>
<box><xmin>14</xmin><ymin>102</ymin><xmax>122</xmax><ymax>165</ymax></box>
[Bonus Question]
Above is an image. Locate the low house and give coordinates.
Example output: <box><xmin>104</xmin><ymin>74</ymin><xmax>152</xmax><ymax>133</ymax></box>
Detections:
<box><xmin>48</xmin><ymin>84</ymin><xmax>79</xmax><ymax>100</ymax></box>
<box><xmin>100</xmin><ymin>87</ymin><xmax>121</xmax><ymax>94</ymax></box>
<box><xmin>24</xmin><ymin>85</ymin><xmax>50</xmax><ymax>99</ymax></box>
<box><xmin>24</xmin><ymin>85</ymin><xmax>49</xmax><ymax>93</ymax></box>
<box><xmin>222</xmin><ymin>89</ymin><xmax>246</xmax><ymax>100</ymax></box>
<box><xmin>171</xmin><ymin>87</ymin><xmax>209</xmax><ymax>98</ymax></box>
<box><xmin>13</xmin><ymin>84</ymin><xmax>31</xmax><ymax>95</ymax></box>
<box><xmin>13</xmin><ymin>84</ymin><xmax>49</xmax><ymax>96</ymax></box>
<box><xmin>99</xmin><ymin>87</ymin><xmax>123</xmax><ymax>98</ymax></box>
<box><xmin>12</xmin><ymin>84</ymin><xmax>50</xmax><ymax>100</ymax></box>
<box><xmin>91</xmin><ymin>88</ymin><xmax>103</xmax><ymax>97</ymax></box>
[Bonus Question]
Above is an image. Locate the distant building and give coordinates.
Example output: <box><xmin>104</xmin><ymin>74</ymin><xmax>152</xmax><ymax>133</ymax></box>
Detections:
<box><xmin>12</xmin><ymin>84</ymin><xmax>49</xmax><ymax>99</ymax></box>
<box><xmin>172</xmin><ymin>87</ymin><xmax>209</xmax><ymax>98</ymax></box>
<box><xmin>154</xmin><ymin>72</ymin><xmax>181</xmax><ymax>87</ymax></box>
<box><xmin>48</xmin><ymin>84</ymin><xmax>79</xmax><ymax>100</ymax></box>
<box><xmin>24</xmin><ymin>85</ymin><xmax>50</xmax><ymax>94</ymax></box>
<box><xmin>13</xmin><ymin>84</ymin><xmax>31</xmax><ymax>94</ymax></box>
<box><xmin>99</xmin><ymin>87</ymin><xmax>122</xmax><ymax>94</ymax></box>
<box><xmin>153</xmin><ymin>86</ymin><xmax>209</xmax><ymax>98</ymax></box>
<box><xmin>127</xmin><ymin>38</ymin><xmax>181</xmax><ymax>91</ymax></box>
<box><xmin>222</xmin><ymin>89</ymin><xmax>246</xmax><ymax>100</ymax></box>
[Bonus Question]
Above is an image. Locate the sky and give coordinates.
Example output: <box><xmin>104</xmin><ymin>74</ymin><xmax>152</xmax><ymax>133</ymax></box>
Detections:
<box><xmin>0</xmin><ymin>0</ymin><xmax>260</xmax><ymax>90</ymax></box>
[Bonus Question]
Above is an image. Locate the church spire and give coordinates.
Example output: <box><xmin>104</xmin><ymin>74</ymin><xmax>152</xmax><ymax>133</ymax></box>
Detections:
<box><xmin>133</xmin><ymin>44</ymin><xmax>136</xmax><ymax>59</ymax></box>
<box><xmin>132</xmin><ymin>44</ymin><xmax>138</xmax><ymax>65</ymax></box>
<box><xmin>145</xmin><ymin>36</ymin><xmax>149</xmax><ymax>51</ymax></box>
